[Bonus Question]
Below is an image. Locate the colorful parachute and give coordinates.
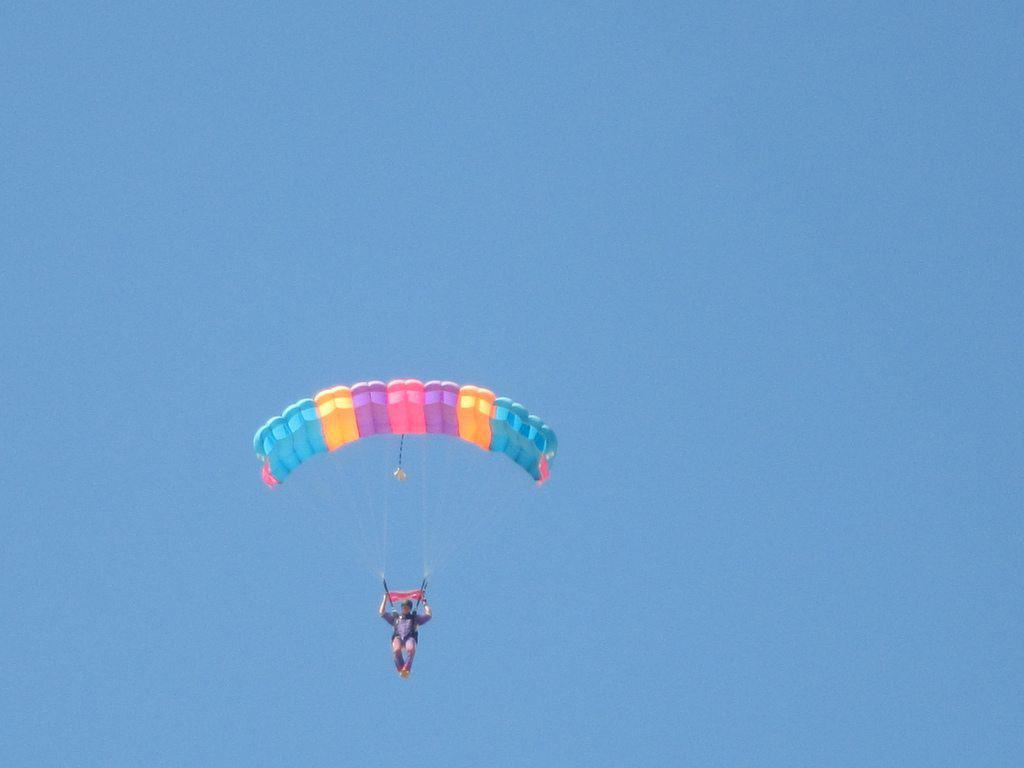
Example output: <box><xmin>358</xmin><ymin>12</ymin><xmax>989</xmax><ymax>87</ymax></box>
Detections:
<box><xmin>253</xmin><ymin>379</ymin><xmax>558</xmax><ymax>486</ymax></box>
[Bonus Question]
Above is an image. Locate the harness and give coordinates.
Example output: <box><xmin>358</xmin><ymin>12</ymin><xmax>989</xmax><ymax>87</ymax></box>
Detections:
<box><xmin>392</xmin><ymin>611</ymin><xmax>418</xmax><ymax>642</ymax></box>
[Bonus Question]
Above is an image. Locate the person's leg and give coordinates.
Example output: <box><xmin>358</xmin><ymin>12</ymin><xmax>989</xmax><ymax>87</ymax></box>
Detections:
<box><xmin>391</xmin><ymin>637</ymin><xmax>405</xmax><ymax>670</ymax></box>
<box><xmin>402</xmin><ymin>638</ymin><xmax>417</xmax><ymax>671</ymax></box>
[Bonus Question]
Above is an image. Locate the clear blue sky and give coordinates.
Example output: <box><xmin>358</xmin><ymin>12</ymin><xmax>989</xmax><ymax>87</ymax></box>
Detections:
<box><xmin>2</xmin><ymin>2</ymin><xmax>1022</xmax><ymax>766</ymax></box>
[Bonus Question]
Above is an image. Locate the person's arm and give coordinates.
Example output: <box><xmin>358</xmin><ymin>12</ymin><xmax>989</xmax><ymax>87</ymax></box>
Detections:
<box><xmin>418</xmin><ymin>597</ymin><xmax>432</xmax><ymax>625</ymax></box>
<box><xmin>379</xmin><ymin>594</ymin><xmax>395</xmax><ymax>624</ymax></box>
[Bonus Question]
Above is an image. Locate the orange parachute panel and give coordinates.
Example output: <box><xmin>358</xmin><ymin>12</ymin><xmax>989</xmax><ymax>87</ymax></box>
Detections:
<box><xmin>457</xmin><ymin>385</ymin><xmax>495</xmax><ymax>450</ymax></box>
<box><xmin>314</xmin><ymin>385</ymin><xmax>360</xmax><ymax>450</ymax></box>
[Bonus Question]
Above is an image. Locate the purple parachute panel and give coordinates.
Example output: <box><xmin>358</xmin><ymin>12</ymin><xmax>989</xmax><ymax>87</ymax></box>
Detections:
<box><xmin>368</xmin><ymin>380</ymin><xmax>391</xmax><ymax>433</ymax></box>
<box><xmin>351</xmin><ymin>382</ymin><xmax>374</xmax><ymax>436</ymax></box>
<box><xmin>352</xmin><ymin>381</ymin><xmax>392</xmax><ymax>436</ymax></box>
<box><xmin>423</xmin><ymin>380</ymin><xmax>460</xmax><ymax>436</ymax></box>
<box><xmin>424</xmin><ymin>381</ymin><xmax>445</xmax><ymax>433</ymax></box>
<box><xmin>440</xmin><ymin>381</ymin><xmax>459</xmax><ymax>435</ymax></box>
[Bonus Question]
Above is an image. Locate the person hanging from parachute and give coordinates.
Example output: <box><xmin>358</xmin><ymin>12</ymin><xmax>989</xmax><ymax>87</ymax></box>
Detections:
<box><xmin>253</xmin><ymin>378</ymin><xmax>558</xmax><ymax>678</ymax></box>
<box><xmin>379</xmin><ymin>580</ymin><xmax>431</xmax><ymax>678</ymax></box>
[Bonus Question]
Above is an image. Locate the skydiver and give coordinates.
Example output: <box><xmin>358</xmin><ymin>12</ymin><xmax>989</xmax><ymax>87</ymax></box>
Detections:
<box><xmin>379</xmin><ymin>593</ymin><xmax>432</xmax><ymax>678</ymax></box>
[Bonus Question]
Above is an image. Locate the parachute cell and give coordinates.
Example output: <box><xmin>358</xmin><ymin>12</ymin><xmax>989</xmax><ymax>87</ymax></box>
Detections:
<box><xmin>314</xmin><ymin>385</ymin><xmax>359</xmax><ymax>450</ymax></box>
<box><xmin>387</xmin><ymin>379</ymin><xmax>427</xmax><ymax>434</ymax></box>
<box><xmin>422</xmin><ymin>380</ymin><xmax>460</xmax><ymax>436</ymax></box>
<box><xmin>456</xmin><ymin>385</ymin><xmax>495</xmax><ymax>451</ymax></box>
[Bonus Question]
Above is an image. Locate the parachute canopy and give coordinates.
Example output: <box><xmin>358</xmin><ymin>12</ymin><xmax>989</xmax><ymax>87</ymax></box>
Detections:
<box><xmin>253</xmin><ymin>379</ymin><xmax>558</xmax><ymax>486</ymax></box>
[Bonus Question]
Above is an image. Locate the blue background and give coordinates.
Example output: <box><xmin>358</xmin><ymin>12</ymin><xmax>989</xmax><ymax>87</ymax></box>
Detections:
<box><xmin>2</xmin><ymin>2</ymin><xmax>1022</xmax><ymax>766</ymax></box>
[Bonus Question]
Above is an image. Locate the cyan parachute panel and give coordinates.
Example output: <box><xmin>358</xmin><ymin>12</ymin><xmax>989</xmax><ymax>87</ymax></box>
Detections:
<box><xmin>490</xmin><ymin>398</ymin><xmax>546</xmax><ymax>481</ymax></box>
<box><xmin>539</xmin><ymin>424</ymin><xmax>557</xmax><ymax>466</ymax></box>
<box><xmin>253</xmin><ymin>399</ymin><xmax>327</xmax><ymax>482</ymax></box>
